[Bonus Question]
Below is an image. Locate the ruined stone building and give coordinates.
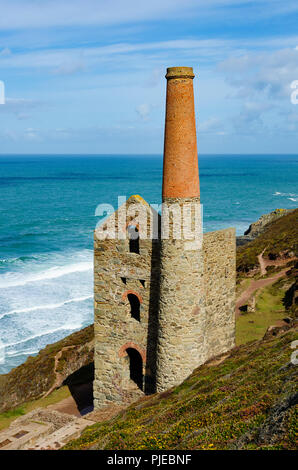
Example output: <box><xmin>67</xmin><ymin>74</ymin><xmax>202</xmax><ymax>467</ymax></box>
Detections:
<box><xmin>93</xmin><ymin>67</ymin><xmax>236</xmax><ymax>409</ymax></box>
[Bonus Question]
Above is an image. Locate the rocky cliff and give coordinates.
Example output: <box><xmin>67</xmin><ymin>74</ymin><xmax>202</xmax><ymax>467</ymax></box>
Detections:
<box><xmin>0</xmin><ymin>326</ymin><xmax>94</xmax><ymax>413</ymax></box>
<box><xmin>237</xmin><ymin>208</ymin><xmax>293</xmax><ymax>246</ymax></box>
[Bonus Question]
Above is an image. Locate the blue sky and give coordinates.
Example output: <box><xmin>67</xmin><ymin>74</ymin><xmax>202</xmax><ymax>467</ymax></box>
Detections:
<box><xmin>0</xmin><ymin>0</ymin><xmax>298</xmax><ymax>154</ymax></box>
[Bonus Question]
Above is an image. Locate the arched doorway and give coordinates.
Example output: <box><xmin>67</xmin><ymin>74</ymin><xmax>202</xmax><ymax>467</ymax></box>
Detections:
<box><xmin>127</xmin><ymin>225</ymin><xmax>139</xmax><ymax>254</ymax></box>
<box><xmin>126</xmin><ymin>348</ymin><xmax>143</xmax><ymax>390</ymax></box>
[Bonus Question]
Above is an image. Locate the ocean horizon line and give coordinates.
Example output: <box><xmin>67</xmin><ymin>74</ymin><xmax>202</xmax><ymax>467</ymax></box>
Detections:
<box><xmin>0</xmin><ymin>153</ymin><xmax>298</xmax><ymax>158</ymax></box>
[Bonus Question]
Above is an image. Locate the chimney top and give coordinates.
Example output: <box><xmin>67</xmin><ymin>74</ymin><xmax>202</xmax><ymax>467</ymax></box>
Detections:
<box><xmin>162</xmin><ymin>65</ymin><xmax>200</xmax><ymax>199</ymax></box>
<box><xmin>165</xmin><ymin>67</ymin><xmax>195</xmax><ymax>80</ymax></box>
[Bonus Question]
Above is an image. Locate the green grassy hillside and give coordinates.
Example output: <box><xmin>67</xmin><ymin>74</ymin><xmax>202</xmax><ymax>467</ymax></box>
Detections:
<box><xmin>64</xmin><ymin>327</ymin><xmax>298</xmax><ymax>450</ymax></box>
<box><xmin>236</xmin><ymin>264</ymin><xmax>298</xmax><ymax>345</ymax></box>
<box><xmin>237</xmin><ymin>209</ymin><xmax>298</xmax><ymax>272</ymax></box>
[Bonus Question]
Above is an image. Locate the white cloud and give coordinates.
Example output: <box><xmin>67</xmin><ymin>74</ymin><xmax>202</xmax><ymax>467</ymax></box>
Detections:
<box><xmin>16</xmin><ymin>113</ymin><xmax>31</xmax><ymax>120</ymax></box>
<box><xmin>0</xmin><ymin>39</ymin><xmax>233</xmax><ymax>70</ymax></box>
<box><xmin>3</xmin><ymin>129</ymin><xmax>18</xmax><ymax>141</ymax></box>
<box><xmin>24</xmin><ymin>128</ymin><xmax>40</xmax><ymax>141</ymax></box>
<box><xmin>217</xmin><ymin>47</ymin><xmax>298</xmax><ymax>135</ymax></box>
<box><xmin>135</xmin><ymin>103</ymin><xmax>151</xmax><ymax>120</ymax></box>
<box><xmin>0</xmin><ymin>98</ymin><xmax>41</xmax><ymax>115</ymax></box>
<box><xmin>0</xmin><ymin>0</ymin><xmax>296</xmax><ymax>35</ymax></box>
<box><xmin>2</xmin><ymin>36</ymin><xmax>298</xmax><ymax>78</ymax></box>
<box><xmin>52</xmin><ymin>60</ymin><xmax>85</xmax><ymax>76</ymax></box>
<box><xmin>0</xmin><ymin>48</ymin><xmax>11</xmax><ymax>56</ymax></box>
<box><xmin>0</xmin><ymin>0</ymin><xmax>291</xmax><ymax>30</ymax></box>
<box><xmin>0</xmin><ymin>98</ymin><xmax>43</xmax><ymax>122</ymax></box>
<box><xmin>218</xmin><ymin>47</ymin><xmax>298</xmax><ymax>101</ymax></box>
<box><xmin>198</xmin><ymin>117</ymin><xmax>226</xmax><ymax>134</ymax></box>
<box><xmin>0</xmin><ymin>124</ymin><xmax>163</xmax><ymax>149</ymax></box>
<box><xmin>0</xmin><ymin>0</ymin><xmax>197</xmax><ymax>29</ymax></box>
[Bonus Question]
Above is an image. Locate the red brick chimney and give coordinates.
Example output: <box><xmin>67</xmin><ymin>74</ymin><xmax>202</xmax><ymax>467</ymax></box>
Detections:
<box><xmin>162</xmin><ymin>66</ymin><xmax>200</xmax><ymax>200</ymax></box>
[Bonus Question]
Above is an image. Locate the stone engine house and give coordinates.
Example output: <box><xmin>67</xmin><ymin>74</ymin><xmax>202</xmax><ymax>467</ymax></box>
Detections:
<box><xmin>93</xmin><ymin>67</ymin><xmax>236</xmax><ymax>410</ymax></box>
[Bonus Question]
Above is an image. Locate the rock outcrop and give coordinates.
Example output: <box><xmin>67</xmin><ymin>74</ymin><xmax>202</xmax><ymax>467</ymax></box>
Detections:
<box><xmin>0</xmin><ymin>326</ymin><xmax>94</xmax><ymax>413</ymax></box>
<box><xmin>237</xmin><ymin>209</ymin><xmax>298</xmax><ymax>271</ymax></box>
<box><xmin>237</xmin><ymin>208</ymin><xmax>292</xmax><ymax>246</ymax></box>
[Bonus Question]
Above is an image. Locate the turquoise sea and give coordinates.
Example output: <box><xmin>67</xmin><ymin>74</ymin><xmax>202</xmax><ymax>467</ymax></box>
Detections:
<box><xmin>0</xmin><ymin>154</ymin><xmax>297</xmax><ymax>373</ymax></box>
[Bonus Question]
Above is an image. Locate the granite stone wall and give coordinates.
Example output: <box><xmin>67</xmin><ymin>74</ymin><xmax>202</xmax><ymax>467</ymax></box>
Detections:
<box><xmin>93</xmin><ymin>196</ymin><xmax>235</xmax><ymax>409</ymax></box>
<box><xmin>203</xmin><ymin>228</ymin><xmax>236</xmax><ymax>359</ymax></box>
<box><xmin>155</xmin><ymin>197</ymin><xmax>206</xmax><ymax>392</ymax></box>
<box><xmin>93</xmin><ymin>196</ymin><xmax>160</xmax><ymax>409</ymax></box>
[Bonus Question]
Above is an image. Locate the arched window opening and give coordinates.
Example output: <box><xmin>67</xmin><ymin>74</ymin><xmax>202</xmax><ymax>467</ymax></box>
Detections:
<box><xmin>128</xmin><ymin>225</ymin><xmax>139</xmax><ymax>254</ymax></box>
<box><xmin>126</xmin><ymin>348</ymin><xmax>143</xmax><ymax>390</ymax></box>
<box><xmin>127</xmin><ymin>293</ymin><xmax>140</xmax><ymax>321</ymax></box>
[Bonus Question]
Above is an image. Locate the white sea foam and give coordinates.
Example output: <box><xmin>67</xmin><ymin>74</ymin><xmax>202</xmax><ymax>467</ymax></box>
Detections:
<box><xmin>0</xmin><ymin>261</ymin><xmax>93</xmax><ymax>288</ymax></box>
<box><xmin>0</xmin><ymin>249</ymin><xmax>93</xmax><ymax>373</ymax></box>
<box><xmin>273</xmin><ymin>191</ymin><xmax>298</xmax><ymax>197</ymax></box>
<box><xmin>0</xmin><ymin>295</ymin><xmax>93</xmax><ymax>320</ymax></box>
<box><xmin>272</xmin><ymin>191</ymin><xmax>298</xmax><ymax>202</ymax></box>
<box><xmin>6</xmin><ymin>349</ymin><xmax>39</xmax><ymax>358</ymax></box>
<box><xmin>4</xmin><ymin>323</ymin><xmax>83</xmax><ymax>348</ymax></box>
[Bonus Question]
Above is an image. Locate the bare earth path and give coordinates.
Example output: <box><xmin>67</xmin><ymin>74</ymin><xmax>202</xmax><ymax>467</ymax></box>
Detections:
<box><xmin>47</xmin><ymin>396</ymin><xmax>81</xmax><ymax>417</ymax></box>
<box><xmin>236</xmin><ymin>252</ymin><xmax>295</xmax><ymax>317</ymax></box>
<box><xmin>257</xmin><ymin>249</ymin><xmax>267</xmax><ymax>276</ymax></box>
<box><xmin>43</xmin><ymin>346</ymin><xmax>76</xmax><ymax>398</ymax></box>
<box><xmin>235</xmin><ymin>268</ymin><xmax>288</xmax><ymax>317</ymax></box>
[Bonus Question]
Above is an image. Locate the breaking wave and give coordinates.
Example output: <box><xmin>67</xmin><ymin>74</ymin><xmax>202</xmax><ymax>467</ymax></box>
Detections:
<box><xmin>0</xmin><ymin>295</ymin><xmax>92</xmax><ymax>320</ymax></box>
<box><xmin>0</xmin><ymin>261</ymin><xmax>93</xmax><ymax>289</ymax></box>
<box><xmin>4</xmin><ymin>324</ymin><xmax>83</xmax><ymax>348</ymax></box>
<box><xmin>273</xmin><ymin>191</ymin><xmax>298</xmax><ymax>197</ymax></box>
